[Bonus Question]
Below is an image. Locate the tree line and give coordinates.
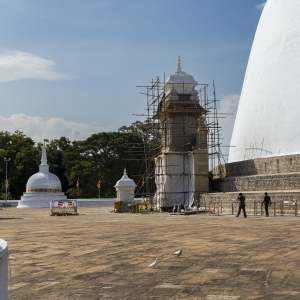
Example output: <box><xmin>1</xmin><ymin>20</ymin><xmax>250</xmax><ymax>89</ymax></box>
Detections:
<box><xmin>0</xmin><ymin>121</ymin><xmax>156</xmax><ymax>200</ymax></box>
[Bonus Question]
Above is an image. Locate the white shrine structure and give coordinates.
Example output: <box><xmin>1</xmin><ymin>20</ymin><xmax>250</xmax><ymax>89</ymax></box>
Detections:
<box><xmin>114</xmin><ymin>169</ymin><xmax>136</xmax><ymax>202</ymax></box>
<box><xmin>17</xmin><ymin>146</ymin><xmax>67</xmax><ymax>208</ymax></box>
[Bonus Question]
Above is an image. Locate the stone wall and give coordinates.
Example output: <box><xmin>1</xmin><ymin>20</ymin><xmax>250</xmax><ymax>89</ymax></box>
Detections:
<box><xmin>211</xmin><ymin>154</ymin><xmax>300</xmax><ymax>192</ymax></box>
<box><xmin>212</xmin><ymin>173</ymin><xmax>300</xmax><ymax>192</ymax></box>
<box><xmin>212</xmin><ymin>154</ymin><xmax>300</xmax><ymax>178</ymax></box>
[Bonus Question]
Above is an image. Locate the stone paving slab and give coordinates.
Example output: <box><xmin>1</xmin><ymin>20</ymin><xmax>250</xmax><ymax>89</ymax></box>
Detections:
<box><xmin>1</xmin><ymin>207</ymin><xmax>300</xmax><ymax>299</ymax></box>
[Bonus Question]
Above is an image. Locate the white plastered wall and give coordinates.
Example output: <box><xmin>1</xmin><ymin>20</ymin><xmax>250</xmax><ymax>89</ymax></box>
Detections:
<box><xmin>155</xmin><ymin>153</ymin><xmax>195</xmax><ymax>208</ymax></box>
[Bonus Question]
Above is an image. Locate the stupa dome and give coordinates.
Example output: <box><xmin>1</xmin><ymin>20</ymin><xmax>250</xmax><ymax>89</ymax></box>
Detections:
<box><xmin>26</xmin><ymin>172</ymin><xmax>61</xmax><ymax>192</ymax></box>
<box><xmin>25</xmin><ymin>145</ymin><xmax>62</xmax><ymax>192</ymax></box>
<box><xmin>229</xmin><ymin>0</ymin><xmax>300</xmax><ymax>162</ymax></box>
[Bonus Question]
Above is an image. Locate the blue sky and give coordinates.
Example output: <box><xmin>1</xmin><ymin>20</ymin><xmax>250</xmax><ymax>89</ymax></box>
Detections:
<box><xmin>0</xmin><ymin>0</ymin><xmax>266</xmax><ymax>158</ymax></box>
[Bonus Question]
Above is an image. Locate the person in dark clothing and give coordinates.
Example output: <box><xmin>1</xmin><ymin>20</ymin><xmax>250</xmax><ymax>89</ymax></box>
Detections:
<box><xmin>236</xmin><ymin>193</ymin><xmax>247</xmax><ymax>218</ymax></box>
<box><xmin>262</xmin><ymin>192</ymin><xmax>272</xmax><ymax>217</ymax></box>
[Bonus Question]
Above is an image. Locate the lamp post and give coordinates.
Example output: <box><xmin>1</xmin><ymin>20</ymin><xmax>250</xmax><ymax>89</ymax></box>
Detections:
<box><xmin>4</xmin><ymin>158</ymin><xmax>11</xmax><ymax>207</ymax></box>
<box><xmin>76</xmin><ymin>178</ymin><xmax>79</xmax><ymax>199</ymax></box>
<box><xmin>97</xmin><ymin>180</ymin><xmax>101</xmax><ymax>199</ymax></box>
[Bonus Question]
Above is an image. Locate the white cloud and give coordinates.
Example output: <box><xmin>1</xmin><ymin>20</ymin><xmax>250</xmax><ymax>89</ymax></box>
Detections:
<box><xmin>0</xmin><ymin>114</ymin><xmax>113</xmax><ymax>142</ymax></box>
<box><xmin>0</xmin><ymin>51</ymin><xmax>69</xmax><ymax>83</ymax></box>
<box><xmin>219</xmin><ymin>93</ymin><xmax>240</xmax><ymax>114</ymax></box>
<box><xmin>217</xmin><ymin>94</ymin><xmax>240</xmax><ymax>162</ymax></box>
<box><xmin>256</xmin><ymin>2</ymin><xmax>266</xmax><ymax>10</ymax></box>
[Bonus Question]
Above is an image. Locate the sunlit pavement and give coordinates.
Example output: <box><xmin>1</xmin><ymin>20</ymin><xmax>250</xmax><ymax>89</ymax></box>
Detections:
<box><xmin>2</xmin><ymin>207</ymin><xmax>300</xmax><ymax>299</ymax></box>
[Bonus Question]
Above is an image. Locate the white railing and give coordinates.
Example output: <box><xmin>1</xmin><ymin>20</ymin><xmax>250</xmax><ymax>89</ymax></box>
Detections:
<box><xmin>202</xmin><ymin>199</ymin><xmax>300</xmax><ymax>217</ymax></box>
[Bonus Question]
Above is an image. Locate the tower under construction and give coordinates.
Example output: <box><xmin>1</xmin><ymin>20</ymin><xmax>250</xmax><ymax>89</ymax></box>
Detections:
<box><xmin>136</xmin><ymin>57</ymin><xmax>224</xmax><ymax>209</ymax></box>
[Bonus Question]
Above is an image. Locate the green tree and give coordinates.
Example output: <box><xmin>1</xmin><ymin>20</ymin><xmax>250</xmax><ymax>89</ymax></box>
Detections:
<box><xmin>63</xmin><ymin>132</ymin><xmax>144</xmax><ymax>198</ymax></box>
<box><xmin>118</xmin><ymin>120</ymin><xmax>159</xmax><ymax>196</ymax></box>
<box><xmin>0</xmin><ymin>131</ymin><xmax>39</xmax><ymax>200</ymax></box>
<box><xmin>0</xmin><ymin>122</ymin><xmax>154</xmax><ymax>201</ymax></box>
<box><xmin>45</xmin><ymin>137</ymin><xmax>71</xmax><ymax>194</ymax></box>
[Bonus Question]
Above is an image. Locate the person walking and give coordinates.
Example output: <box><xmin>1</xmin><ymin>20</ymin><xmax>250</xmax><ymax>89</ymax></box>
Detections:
<box><xmin>262</xmin><ymin>192</ymin><xmax>272</xmax><ymax>217</ymax></box>
<box><xmin>236</xmin><ymin>193</ymin><xmax>247</xmax><ymax>218</ymax></box>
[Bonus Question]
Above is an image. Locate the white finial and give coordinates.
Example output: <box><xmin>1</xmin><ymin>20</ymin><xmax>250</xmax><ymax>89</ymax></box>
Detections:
<box><xmin>124</xmin><ymin>168</ymin><xmax>127</xmax><ymax>175</ymax></box>
<box><xmin>176</xmin><ymin>56</ymin><xmax>182</xmax><ymax>73</ymax></box>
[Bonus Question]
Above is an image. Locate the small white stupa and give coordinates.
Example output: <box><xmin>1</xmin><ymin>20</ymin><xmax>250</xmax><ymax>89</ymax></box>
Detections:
<box><xmin>114</xmin><ymin>169</ymin><xmax>136</xmax><ymax>202</ymax></box>
<box><xmin>17</xmin><ymin>145</ymin><xmax>67</xmax><ymax>208</ymax></box>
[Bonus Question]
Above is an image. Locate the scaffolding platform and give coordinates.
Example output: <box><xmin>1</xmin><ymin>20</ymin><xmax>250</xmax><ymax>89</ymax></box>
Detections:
<box><xmin>169</xmin><ymin>208</ymin><xmax>207</xmax><ymax>215</ymax></box>
<box><xmin>135</xmin><ymin>61</ymin><xmax>227</xmax><ymax>210</ymax></box>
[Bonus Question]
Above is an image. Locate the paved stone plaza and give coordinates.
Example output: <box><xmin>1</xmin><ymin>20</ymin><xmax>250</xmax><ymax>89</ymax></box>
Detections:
<box><xmin>1</xmin><ymin>206</ymin><xmax>300</xmax><ymax>299</ymax></box>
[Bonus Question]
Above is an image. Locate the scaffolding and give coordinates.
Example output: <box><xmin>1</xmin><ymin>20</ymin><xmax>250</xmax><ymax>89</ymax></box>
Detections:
<box><xmin>133</xmin><ymin>69</ymin><xmax>228</xmax><ymax>210</ymax></box>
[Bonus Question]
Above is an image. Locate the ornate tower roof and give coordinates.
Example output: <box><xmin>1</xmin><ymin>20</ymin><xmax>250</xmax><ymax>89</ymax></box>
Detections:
<box><xmin>164</xmin><ymin>56</ymin><xmax>198</xmax><ymax>95</ymax></box>
<box><xmin>114</xmin><ymin>169</ymin><xmax>136</xmax><ymax>187</ymax></box>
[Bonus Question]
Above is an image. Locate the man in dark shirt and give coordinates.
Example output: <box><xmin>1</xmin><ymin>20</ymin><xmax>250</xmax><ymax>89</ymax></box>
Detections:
<box><xmin>262</xmin><ymin>192</ymin><xmax>272</xmax><ymax>217</ymax></box>
<box><xmin>236</xmin><ymin>193</ymin><xmax>247</xmax><ymax>218</ymax></box>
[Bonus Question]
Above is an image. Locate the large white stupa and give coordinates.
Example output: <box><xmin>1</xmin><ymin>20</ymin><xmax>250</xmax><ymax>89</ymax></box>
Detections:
<box><xmin>17</xmin><ymin>146</ymin><xmax>67</xmax><ymax>208</ymax></box>
<box><xmin>229</xmin><ymin>0</ymin><xmax>300</xmax><ymax>162</ymax></box>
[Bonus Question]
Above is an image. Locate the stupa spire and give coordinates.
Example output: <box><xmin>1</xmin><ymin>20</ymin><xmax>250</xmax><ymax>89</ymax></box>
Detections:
<box><xmin>39</xmin><ymin>146</ymin><xmax>49</xmax><ymax>173</ymax></box>
<box><xmin>176</xmin><ymin>56</ymin><xmax>182</xmax><ymax>73</ymax></box>
<box><xmin>41</xmin><ymin>146</ymin><xmax>47</xmax><ymax>166</ymax></box>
